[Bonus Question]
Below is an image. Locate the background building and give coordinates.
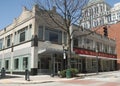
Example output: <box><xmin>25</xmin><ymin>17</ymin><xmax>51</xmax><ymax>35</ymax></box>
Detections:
<box><xmin>81</xmin><ymin>0</ymin><xmax>111</xmax><ymax>29</ymax></box>
<box><xmin>111</xmin><ymin>3</ymin><xmax>120</xmax><ymax>23</ymax></box>
<box><xmin>92</xmin><ymin>22</ymin><xmax>120</xmax><ymax>69</ymax></box>
<box><xmin>72</xmin><ymin>25</ymin><xmax>117</xmax><ymax>73</ymax></box>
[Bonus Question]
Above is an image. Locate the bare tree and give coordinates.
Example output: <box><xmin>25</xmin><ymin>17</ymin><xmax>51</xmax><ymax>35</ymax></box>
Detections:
<box><xmin>34</xmin><ymin>0</ymin><xmax>89</xmax><ymax>69</ymax></box>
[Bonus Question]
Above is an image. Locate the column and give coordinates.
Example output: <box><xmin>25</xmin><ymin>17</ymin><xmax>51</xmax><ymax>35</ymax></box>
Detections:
<box><xmin>31</xmin><ymin>47</ymin><xmax>38</xmax><ymax>75</ymax></box>
<box><xmin>10</xmin><ymin>52</ymin><xmax>13</xmax><ymax>74</ymax></box>
<box><xmin>50</xmin><ymin>54</ymin><xmax>55</xmax><ymax>77</ymax></box>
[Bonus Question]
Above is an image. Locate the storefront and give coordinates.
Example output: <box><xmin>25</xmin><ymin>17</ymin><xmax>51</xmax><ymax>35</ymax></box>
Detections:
<box><xmin>37</xmin><ymin>48</ymin><xmax>66</xmax><ymax>75</ymax></box>
<box><xmin>73</xmin><ymin>48</ymin><xmax>117</xmax><ymax>73</ymax></box>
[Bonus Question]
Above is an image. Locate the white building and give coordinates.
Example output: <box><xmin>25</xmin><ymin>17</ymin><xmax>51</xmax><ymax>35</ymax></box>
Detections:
<box><xmin>0</xmin><ymin>5</ymin><xmax>117</xmax><ymax>75</ymax></box>
<box><xmin>111</xmin><ymin>3</ymin><xmax>120</xmax><ymax>23</ymax></box>
<box><xmin>81</xmin><ymin>0</ymin><xmax>111</xmax><ymax>29</ymax></box>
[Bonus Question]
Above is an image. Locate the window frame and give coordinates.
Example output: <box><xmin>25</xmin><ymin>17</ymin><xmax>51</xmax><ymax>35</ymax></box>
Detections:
<box><xmin>5</xmin><ymin>60</ymin><xmax>9</xmax><ymax>70</ymax></box>
<box><xmin>14</xmin><ymin>58</ymin><xmax>19</xmax><ymax>70</ymax></box>
<box><xmin>19</xmin><ymin>31</ymin><xmax>25</xmax><ymax>42</ymax></box>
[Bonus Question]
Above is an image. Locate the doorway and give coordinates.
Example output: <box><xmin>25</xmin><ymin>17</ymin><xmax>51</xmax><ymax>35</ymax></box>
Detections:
<box><xmin>55</xmin><ymin>62</ymin><xmax>62</xmax><ymax>74</ymax></box>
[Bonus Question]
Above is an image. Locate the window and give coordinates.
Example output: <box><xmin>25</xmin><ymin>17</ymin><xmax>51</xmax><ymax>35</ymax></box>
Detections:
<box><xmin>110</xmin><ymin>46</ymin><xmax>115</xmax><ymax>54</ymax></box>
<box><xmin>45</xmin><ymin>28</ymin><xmax>62</xmax><ymax>44</ymax></box>
<box><xmin>7</xmin><ymin>35</ymin><xmax>11</xmax><ymax>47</ymax></box>
<box><xmin>0</xmin><ymin>39</ymin><xmax>3</xmax><ymax>49</ymax></box>
<box><xmin>73</xmin><ymin>38</ymin><xmax>78</xmax><ymax>47</ymax></box>
<box><xmin>5</xmin><ymin>60</ymin><xmax>9</xmax><ymax>70</ymax></box>
<box><xmin>49</xmin><ymin>32</ymin><xmax>58</xmax><ymax>43</ymax></box>
<box><xmin>20</xmin><ymin>31</ymin><xmax>25</xmax><ymax>42</ymax></box>
<box><xmin>96</xmin><ymin>42</ymin><xmax>102</xmax><ymax>52</ymax></box>
<box><xmin>14</xmin><ymin>58</ymin><xmax>19</xmax><ymax>69</ymax></box>
<box><xmin>103</xmin><ymin>45</ymin><xmax>108</xmax><ymax>53</ymax></box>
<box><xmin>38</xmin><ymin>26</ymin><xmax>43</xmax><ymax>40</ymax></box>
<box><xmin>18</xmin><ymin>26</ymin><xmax>27</xmax><ymax>42</ymax></box>
<box><xmin>23</xmin><ymin>57</ymin><xmax>28</xmax><ymax>69</ymax></box>
<box><xmin>29</xmin><ymin>24</ymin><xmax>32</xmax><ymax>28</ymax></box>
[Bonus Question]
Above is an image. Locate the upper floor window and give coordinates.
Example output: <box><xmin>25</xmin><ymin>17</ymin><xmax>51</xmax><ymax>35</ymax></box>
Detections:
<box><xmin>49</xmin><ymin>32</ymin><xmax>58</xmax><ymax>43</ymax></box>
<box><xmin>110</xmin><ymin>46</ymin><xmax>115</xmax><ymax>54</ymax></box>
<box><xmin>18</xmin><ymin>26</ymin><xmax>27</xmax><ymax>42</ymax></box>
<box><xmin>103</xmin><ymin>44</ymin><xmax>109</xmax><ymax>53</ymax></box>
<box><xmin>6</xmin><ymin>35</ymin><xmax>11</xmax><ymax>47</ymax></box>
<box><xmin>38</xmin><ymin>26</ymin><xmax>43</xmax><ymax>40</ymax></box>
<box><xmin>45</xmin><ymin>28</ymin><xmax>62</xmax><ymax>44</ymax></box>
<box><xmin>29</xmin><ymin>24</ymin><xmax>32</xmax><ymax>29</ymax></box>
<box><xmin>0</xmin><ymin>39</ymin><xmax>3</xmax><ymax>49</ymax></box>
<box><xmin>20</xmin><ymin>31</ymin><xmax>25</xmax><ymax>42</ymax></box>
<box><xmin>73</xmin><ymin>38</ymin><xmax>78</xmax><ymax>47</ymax></box>
<box><xmin>96</xmin><ymin>42</ymin><xmax>102</xmax><ymax>52</ymax></box>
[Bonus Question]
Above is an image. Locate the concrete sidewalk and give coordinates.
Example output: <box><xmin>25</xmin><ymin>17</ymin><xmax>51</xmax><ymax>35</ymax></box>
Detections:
<box><xmin>0</xmin><ymin>71</ymin><xmax>119</xmax><ymax>84</ymax></box>
<box><xmin>0</xmin><ymin>74</ymin><xmax>74</xmax><ymax>84</ymax></box>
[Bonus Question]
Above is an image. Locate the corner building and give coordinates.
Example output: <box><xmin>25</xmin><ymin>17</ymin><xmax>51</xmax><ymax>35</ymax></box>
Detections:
<box><xmin>0</xmin><ymin>5</ymin><xmax>117</xmax><ymax>75</ymax></box>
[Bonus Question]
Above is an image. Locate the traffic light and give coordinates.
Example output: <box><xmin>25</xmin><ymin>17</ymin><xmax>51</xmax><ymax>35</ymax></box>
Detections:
<box><xmin>103</xmin><ymin>26</ymin><xmax>108</xmax><ymax>37</ymax></box>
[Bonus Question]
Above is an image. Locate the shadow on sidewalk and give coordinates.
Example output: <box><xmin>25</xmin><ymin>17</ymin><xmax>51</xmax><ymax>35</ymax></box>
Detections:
<box><xmin>74</xmin><ymin>73</ymin><xmax>102</xmax><ymax>79</ymax></box>
<box><xmin>0</xmin><ymin>75</ymin><xmax>21</xmax><ymax>79</ymax></box>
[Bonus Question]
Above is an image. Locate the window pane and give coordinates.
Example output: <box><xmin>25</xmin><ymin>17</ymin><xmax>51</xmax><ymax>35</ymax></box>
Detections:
<box><xmin>14</xmin><ymin>59</ymin><xmax>19</xmax><ymax>69</ymax></box>
<box><xmin>23</xmin><ymin>57</ymin><xmax>28</xmax><ymax>69</ymax></box>
<box><xmin>7</xmin><ymin>36</ymin><xmax>10</xmax><ymax>47</ymax></box>
<box><xmin>0</xmin><ymin>39</ymin><xmax>3</xmax><ymax>49</ymax></box>
<box><xmin>49</xmin><ymin>32</ymin><xmax>58</xmax><ymax>43</ymax></box>
<box><xmin>45</xmin><ymin>28</ymin><xmax>62</xmax><ymax>44</ymax></box>
<box><xmin>74</xmin><ymin>38</ymin><xmax>78</xmax><ymax>47</ymax></box>
<box><xmin>5</xmin><ymin>60</ymin><xmax>9</xmax><ymax>70</ymax></box>
<box><xmin>20</xmin><ymin>31</ymin><xmax>25</xmax><ymax>42</ymax></box>
<box><xmin>38</xmin><ymin>26</ymin><xmax>43</xmax><ymax>40</ymax></box>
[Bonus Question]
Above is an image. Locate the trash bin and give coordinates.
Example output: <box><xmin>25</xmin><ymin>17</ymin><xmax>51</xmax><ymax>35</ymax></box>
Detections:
<box><xmin>66</xmin><ymin>69</ymin><xmax>71</xmax><ymax>78</ymax></box>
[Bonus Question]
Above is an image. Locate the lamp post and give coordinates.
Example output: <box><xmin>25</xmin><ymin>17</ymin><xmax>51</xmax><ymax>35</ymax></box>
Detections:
<box><xmin>62</xmin><ymin>44</ymin><xmax>71</xmax><ymax>78</ymax></box>
<box><xmin>63</xmin><ymin>44</ymin><xmax>66</xmax><ymax>70</ymax></box>
<box><xmin>96</xmin><ymin>47</ymin><xmax>99</xmax><ymax>74</ymax></box>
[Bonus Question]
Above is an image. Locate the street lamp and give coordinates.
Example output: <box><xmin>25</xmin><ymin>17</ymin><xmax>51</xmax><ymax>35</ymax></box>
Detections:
<box><xmin>62</xmin><ymin>44</ymin><xmax>71</xmax><ymax>78</ymax></box>
<box><xmin>96</xmin><ymin>46</ymin><xmax>99</xmax><ymax>74</ymax></box>
<box><xmin>63</xmin><ymin>44</ymin><xmax>67</xmax><ymax>70</ymax></box>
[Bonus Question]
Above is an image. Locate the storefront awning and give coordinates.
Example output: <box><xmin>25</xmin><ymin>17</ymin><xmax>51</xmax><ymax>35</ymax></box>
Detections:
<box><xmin>38</xmin><ymin>48</ymin><xmax>63</xmax><ymax>55</ymax></box>
<box><xmin>79</xmin><ymin>54</ymin><xmax>118</xmax><ymax>60</ymax></box>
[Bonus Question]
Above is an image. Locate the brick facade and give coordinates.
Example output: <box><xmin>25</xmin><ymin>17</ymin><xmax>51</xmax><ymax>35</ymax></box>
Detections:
<box><xmin>93</xmin><ymin>22</ymin><xmax>120</xmax><ymax>69</ymax></box>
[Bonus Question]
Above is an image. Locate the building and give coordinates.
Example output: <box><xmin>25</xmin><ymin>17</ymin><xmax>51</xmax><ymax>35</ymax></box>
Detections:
<box><xmin>0</xmin><ymin>5</ymin><xmax>117</xmax><ymax>75</ymax></box>
<box><xmin>72</xmin><ymin>25</ymin><xmax>117</xmax><ymax>73</ymax></box>
<box><xmin>111</xmin><ymin>3</ymin><xmax>120</xmax><ymax>23</ymax></box>
<box><xmin>81</xmin><ymin>0</ymin><xmax>111</xmax><ymax>29</ymax></box>
<box><xmin>92</xmin><ymin>22</ymin><xmax>120</xmax><ymax>69</ymax></box>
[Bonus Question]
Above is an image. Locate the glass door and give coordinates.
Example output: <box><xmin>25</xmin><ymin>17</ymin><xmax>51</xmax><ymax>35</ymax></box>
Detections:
<box><xmin>55</xmin><ymin>62</ymin><xmax>62</xmax><ymax>74</ymax></box>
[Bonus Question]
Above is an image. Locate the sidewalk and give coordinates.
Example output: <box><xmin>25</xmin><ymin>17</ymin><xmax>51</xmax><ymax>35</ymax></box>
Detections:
<box><xmin>0</xmin><ymin>74</ymin><xmax>74</xmax><ymax>84</ymax></box>
<box><xmin>0</xmin><ymin>71</ymin><xmax>119</xmax><ymax>84</ymax></box>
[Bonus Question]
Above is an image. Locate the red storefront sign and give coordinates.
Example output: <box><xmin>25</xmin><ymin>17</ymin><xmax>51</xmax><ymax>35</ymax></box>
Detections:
<box><xmin>73</xmin><ymin>48</ymin><xmax>117</xmax><ymax>59</ymax></box>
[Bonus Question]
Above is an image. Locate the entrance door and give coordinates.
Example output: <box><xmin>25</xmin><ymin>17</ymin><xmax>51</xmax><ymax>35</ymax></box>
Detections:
<box><xmin>77</xmin><ymin>63</ymin><xmax>82</xmax><ymax>72</ymax></box>
<box><xmin>55</xmin><ymin>62</ymin><xmax>62</xmax><ymax>74</ymax></box>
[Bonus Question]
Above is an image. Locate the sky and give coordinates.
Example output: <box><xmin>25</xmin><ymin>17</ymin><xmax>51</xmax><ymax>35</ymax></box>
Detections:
<box><xmin>0</xmin><ymin>0</ymin><xmax>120</xmax><ymax>30</ymax></box>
